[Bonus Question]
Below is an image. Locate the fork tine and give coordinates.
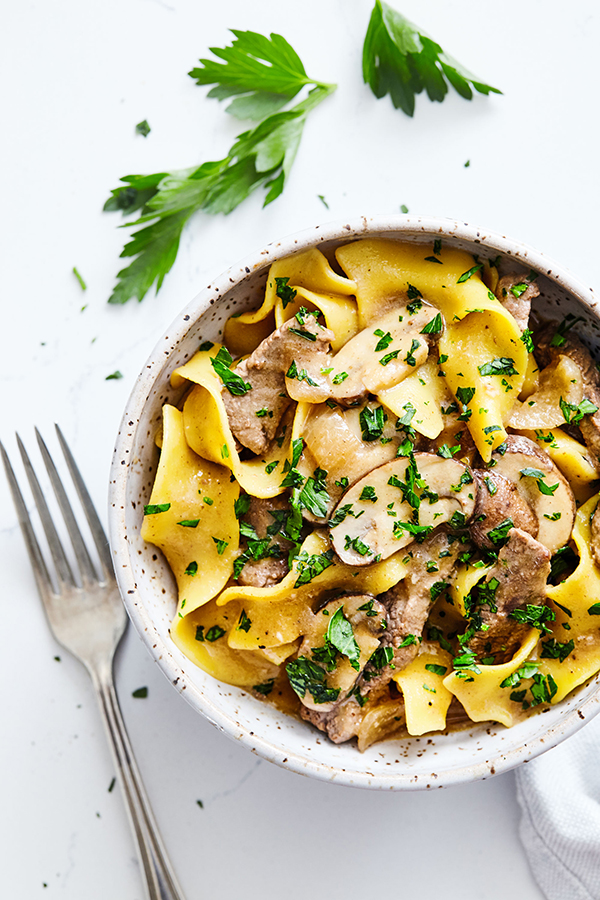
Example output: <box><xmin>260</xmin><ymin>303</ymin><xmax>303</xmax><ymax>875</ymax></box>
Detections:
<box><xmin>1</xmin><ymin>439</ymin><xmax>58</xmax><ymax>601</ymax></box>
<box><xmin>34</xmin><ymin>428</ymin><xmax>99</xmax><ymax>585</ymax></box>
<box><xmin>54</xmin><ymin>424</ymin><xmax>113</xmax><ymax>577</ymax></box>
<box><xmin>16</xmin><ymin>433</ymin><xmax>77</xmax><ymax>587</ymax></box>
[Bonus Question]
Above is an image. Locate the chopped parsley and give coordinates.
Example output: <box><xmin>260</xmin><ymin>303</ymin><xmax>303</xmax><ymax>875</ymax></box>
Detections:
<box><xmin>420</xmin><ymin>313</ymin><xmax>443</xmax><ymax>335</ymax></box>
<box><xmin>509</xmin><ymin>604</ymin><xmax>555</xmax><ymax>634</ymax></box>
<box><xmin>425</xmin><ymin>663</ymin><xmax>447</xmax><ymax>676</ymax></box>
<box><xmin>405</xmin><ymin>338</ymin><xmax>420</xmax><ymax>366</ymax></box>
<box><xmin>359</xmin><ymin>485</ymin><xmax>378</xmax><ymax>502</ymax></box>
<box><xmin>560</xmin><ymin>396</ymin><xmax>599</xmax><ymax>425</ymax></box>
<box><xmin>327</xmin><ymin>607</ymin><xmax>361</xmax><ymax>671</ymax></box>
<box><xmin>178</xmin><ymin>519</ymin><xmax>200</xmax><ymax>528</ymax></box>
<box><xmin>237</xmin><ymin>610</ymin><xmax>252</xmax><ymax>633</ymax></box>
<box><xmin>332</xmin><ymin>371</ymin><xmax>349</xmax><ymax>384</ymax></box>
<box><xmin>457</xmin><ymin>263</ymin><xmax>483</xmax><ymax>283</ymax></box>
<box><xmin>477</xmin><ymin>357</ymin><xmax>518</xmax><ymax>377</ymax></box>
<box><xmin>487</xmin><ymin>517</ymin><xmax>513</xmax><ymax>546</ymax></box>
<box><xmin>549</xmin><ymin>314</ymin><xmax>583</xmax><ymax>348</ymax></box>
<box><xmin>184</xmin><ymin>561</ymin><xmax>198</xmax><ymax>577</ymax></box>
<box><xmin>344</xmin><ymin>535</ymin><xmax>372</xmax><ymax>556</ymax></box>
<box><xmin>144</xmin><ymin>502</ymin><xmax>171</xmax><ymax>515</ymax></box>
<box><xmin>359</xmin><ymin>405</ymin><xmax>386</xmax><ymax>442</ymax></box>
<box><xmin>210</xmin><ymin>346</ymin><xmax>252</xmax><ymax>395</ymax></box>
<box><xmin>294</xmin><ymin>549</ymin><xmax>335</xmax><ymax>587</ymax></box>
<box><xmin>374</xmin><ymin>330</ymin><xmax>393</xmax><ymax>351</ymax></box>
<box><xmin>286</xmin><ymin>657</ymin><xmax>340</xmax><ymax>704</ymax></box>
<box><xmin>540</xmin><ymin>638</ymin><xmax>574</xmax><ymax>663</ymax></box>
<box><xmin>275</xmin><ymin>277</ymin><xmax>297</xmax><ymax>308</ymax></box>
<box><xmin>205</xmin><ymin>625</ymin><xmax>226</xmax><ymax>642</ymax></box>
<box><xmin>212</xmin><ymin>537</ymin><xmax>228</xmax><ymax>554</ymax></box>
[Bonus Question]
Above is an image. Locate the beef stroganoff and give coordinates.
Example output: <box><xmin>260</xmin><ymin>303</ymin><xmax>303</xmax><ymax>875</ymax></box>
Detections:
<box><xmin>141</xmin><ymin>239</ymin><xmax>600</xmax><ymax>750</ymax></box>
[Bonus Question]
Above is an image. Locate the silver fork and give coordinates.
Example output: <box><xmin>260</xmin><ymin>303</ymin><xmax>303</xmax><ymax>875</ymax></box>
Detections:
<box><xmin>1</xmin><ymin>426</ymin><xmax>185</xmax><ymax>900</ymax></box>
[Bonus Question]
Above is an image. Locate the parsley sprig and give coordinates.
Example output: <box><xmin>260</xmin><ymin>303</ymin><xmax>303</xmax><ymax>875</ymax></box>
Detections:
<box><xmin>362</xmin><ymin>1</ymin><xmax>501</xmax><ymax>117</ymax></box>
<box><xmin>105</xmin><ymin>30</ymin><xmax>336</xmax><ymax>304</ymax></box>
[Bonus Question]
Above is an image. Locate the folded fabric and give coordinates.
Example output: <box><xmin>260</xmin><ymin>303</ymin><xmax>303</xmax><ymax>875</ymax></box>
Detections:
<box><xmin>516</xmin><ymin>714</ymin><xmax>600</xmax><ymax>900</ymax></box>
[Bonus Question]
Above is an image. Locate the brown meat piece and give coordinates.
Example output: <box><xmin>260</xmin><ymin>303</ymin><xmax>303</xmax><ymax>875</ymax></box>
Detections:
<box><xmin>536</xmin><ymin>323</ymin><xmax>600</xmax><ymax>465</ymax></box>
<box><xmin>495</xmin><ymin>274</ymin><xmax>540</xmax><ymax>332</ymax></box>
<box><xmin>236</xmin><ymin>496</ymin><xmax>291</xmax><ymax>588</ymax></box>
<box><xmin>470</xmin><ymin>470</ymin><xmax>538</xmax><ymax>549</ymax></box>
<box><xmin>368</xmin><ymin>531</ymin><xmax>461</xmax><ymax>686</ymax></box>
<box><xmin>300</xmin><ymin>681</ymin><xmax>391</xmax><ymax>745</ymax></box>
<box><xmin>468</xmin><ymin>528</ymin><xmax>551</xmax><ymax>662</ymax></box>
<box><xmin>222</xmin><ymin>314</ymin><xmax>334</xmax><ymax>454</ymax></box>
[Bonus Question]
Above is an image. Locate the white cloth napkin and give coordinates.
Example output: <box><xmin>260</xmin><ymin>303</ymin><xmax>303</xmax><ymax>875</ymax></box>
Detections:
<box><xmin>516</xmin><ymin>714</ymin><xmax>600</xmax><ymax>900</ymax></box>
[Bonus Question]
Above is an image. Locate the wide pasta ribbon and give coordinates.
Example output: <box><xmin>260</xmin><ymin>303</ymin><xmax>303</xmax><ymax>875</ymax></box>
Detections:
<box><xmin>141</xmin><ymin>404</ymin><xmax>239</xmax><ymax>617</ymax></box>
<box><xmin>173</xmin><ymin>346</ymin><xmax>302</xmax><ymax>498</ymax></box>
<box><xmin>393</xmin><ymin>643</ymin><xmax>454</xmax><ymax>735</ymax></box>
<box><xmin>443</xmin><ymin>628</ymin><xmax>539</xmax><ymax>728</ymax></box>
<box><xmin>224</xmin><ymin>247</ymin><xmax>357</xmax><ymax>356</ymax></box>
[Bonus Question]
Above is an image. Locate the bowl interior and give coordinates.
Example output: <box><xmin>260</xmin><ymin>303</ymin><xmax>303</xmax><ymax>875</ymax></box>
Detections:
<box><xmin>110</xmin><ymin>216</ymin><xmax>600</xmax><ymax>789</ymax></box>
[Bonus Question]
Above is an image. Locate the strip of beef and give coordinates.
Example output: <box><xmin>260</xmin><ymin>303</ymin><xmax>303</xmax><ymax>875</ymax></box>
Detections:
<box><xmin>495</xmin><ymin>273</ymin><xmax>539</xmax><ymax>332</ymax></box>
<box><xmin>236</xmin><ymin>496</ymin><xmax>292</xmax><ymax>588</ymax></box>
<box><xmin>300</xmin><ymin>681</ymin><xmax>391</xmax><ymax>745</ymax></box>
<box><xmin>372</xmin><ymin>531</ymin><xmax>461</xmax><ymax>682</ymax></box>
<box><xmin>536</xmin><ymin>322</ymin><xmax>600</xmax><ymax>465</ymax></box>
<box><xmin>468</xmin><ymin>527</ymin><xmax>551</xmax><ymax>663</ymax></box>
<box><xmin>470</xmin><ymin>469</ymin><xmax>538</xmax><ymax>549</ymax></box>
<box><xmin>222</xmin><ymin>313</ymin><xmax>334</xmax><ymax>455</ymax></box>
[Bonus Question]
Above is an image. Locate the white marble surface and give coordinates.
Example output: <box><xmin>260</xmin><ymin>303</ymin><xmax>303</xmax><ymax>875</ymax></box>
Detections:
<box><xmin>2</xmin><ymin>0</ymin><xmax>599</xmax><ymax>896</ymax></box>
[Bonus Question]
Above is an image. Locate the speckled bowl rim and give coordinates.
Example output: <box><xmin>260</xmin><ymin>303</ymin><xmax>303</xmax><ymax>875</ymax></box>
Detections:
<box><xmin>109</xmin><ymin>214</ymin><xmax>600</xmax><ymax>790</ymax></box>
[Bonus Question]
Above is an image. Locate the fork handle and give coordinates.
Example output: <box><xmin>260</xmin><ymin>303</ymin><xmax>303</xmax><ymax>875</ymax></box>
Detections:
<box><xmin>92</xmin><ymin>667</ymin><xmax>186</xmax><ymax>900</ymax></box>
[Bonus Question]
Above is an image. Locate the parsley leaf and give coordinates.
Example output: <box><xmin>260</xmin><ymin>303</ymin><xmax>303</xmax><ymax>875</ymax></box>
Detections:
<box><xmin>189</xmin><ymin>29</ymin><xmax>329</xmax><ymax>120</ymax></box>
<box><xmin>105</xmin><ymin>32</ymin><xmax>336</xmax><ymax>304</ymax></box>
<box><xmin>477</xmin><ymin>357</ymin><xmax>518</xmax><ymax>377</ymax></box>
<box><xmin>286</xmin><ymin>657</ymin><xmax>340</xmax><ymax>704</ymax></box>
<box><xmin>210</xmin><ymin>345</ymin><xmax>252</xmax><ymax>395</ymax></box>
<box><xmin>294</xmin><ymin>549</ymin><xmax>335</xmax><ymax>587</ymax></box>
<box><xmin>362</xmin><ymin>1</ymin><xmax>501</xmax><ymax>117</ymax></box>
<box><xmin>420</xmin><ymin>313</ymin><xmax>443</xmax><ymax>335</ymax></box>
<box><xmin>359</xmin><ymin>405</ymin><xmax>386</xmax><ymax>442</ymax></box>
<box><xmin>327</xmin><ymin>607</ymin><xmax>361</xmax><ymax>671</ymax></box>
<box><xmin>509</xmin><ymin>604</ymin><xmax>555</xmax><ymax>635</ymax></box>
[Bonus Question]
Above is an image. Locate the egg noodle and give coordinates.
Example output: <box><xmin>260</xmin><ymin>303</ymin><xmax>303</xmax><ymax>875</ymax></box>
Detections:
<box><xmin>141</xmin><ymin>239</ymin><xmax>600</xmax><ymax>750</ymax></box>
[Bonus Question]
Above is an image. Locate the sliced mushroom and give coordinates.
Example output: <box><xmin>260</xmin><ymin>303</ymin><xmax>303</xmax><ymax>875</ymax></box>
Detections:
<box><xmin>495</xmin><ymin>273</ymin><xmax>540</xmax><ymax>332</ymax></box>
<box><xmin>482</xmin><ymin>435</ymin><xmax>575</xmax><ymax>553</ymax></box>
<box><xmin>325</xmin><ymin>303</ymin><xmax>439</xmax><ymax>402</ymax></box>
<box><xmin>329</xmin><ymin>453</ymin><xmax>477</xmax><ymax>566</ymax></box>
<box><xmin>302</xmin><ymin>401</ymin><xmax>411</xmax><ymax>488</ymax></box>
<box><xmin>293</xmin><ymin>594</ymin><xmax>387</xmax><ymax>712</ymax></box>
<box><xmin>507</xmin><ymin>355</ymin><xmax>583</xmax><ymax>430</ymax></box>
<box><xmin>221</xmin><ymin>313</ymin><xmax>333</xmax><ymax>454</ymax></box>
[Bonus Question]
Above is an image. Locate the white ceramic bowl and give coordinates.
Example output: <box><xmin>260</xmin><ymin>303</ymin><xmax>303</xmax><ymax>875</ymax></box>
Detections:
<box><xmin>109</xmin><ymin>215</ymin><xmax>600</xmax><ymax>790</ymax></box>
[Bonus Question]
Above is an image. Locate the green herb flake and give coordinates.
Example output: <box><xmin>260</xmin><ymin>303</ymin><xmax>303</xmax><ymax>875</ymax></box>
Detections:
<box><xmin>457</xmin><ymin>264</ymin><xmax>483</xmax><ymax>284</ymax></box>
<box><xmin>212</xmin><ymin>536</ymin><xmax>229</xmax><ymax>554</ymax></box>
<box><xmin>421</xmin><ymin>313</ymin><xmax>443</xmax><ymax>335</ymax></box>
<box><xmin>132</xmin><ymin>687</ymin><xmax>148</xmax><ymax>698</ymax></box>
<box><xmin>144</xmin><ymin>502</ymin><xmax>171</xmax><ymax>515</ymax></box>
<box><xmin>178</xmin><ymin>518</ymin><xmax>200</xmax><ymax>528</ymax></box>
<box><xmin>106</xmin><ymin>370</ymin><xmax>123</xmax><ymax>381</ymax></box>
<box><xmin>135</xmin><ymin>119</ymin><xmax>151</xmax><ymax>137</ymax></box>
<box><xmin>327</xmin><ymin>607</ymin><xmax>361</xmax><ymax>670</ymax></box>
<box><xmin>237</xmin><ymin>610</ymin><xmax>252</xmax><ymax>633</ymax></box>
<box><xmin>73</xmin><ymin>266</ymin><xmax>87</xmax><ymax>291</ymax></box>
<box><xmin>184</xmin><ymin>561</ymin><xmax>198</xmax><ymax>577</ymax></box>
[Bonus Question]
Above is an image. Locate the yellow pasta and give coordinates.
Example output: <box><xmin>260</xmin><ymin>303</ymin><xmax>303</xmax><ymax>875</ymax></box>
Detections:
<box><xmin>141</xmin><ymin>404</ymin><xmax>239</xmax><ymax>616</ymax></box>
<box><xmin>393</xmin><ymin>643</ymin><xmax>454</xmax><ymax>735</ymax></box>
<box><xmin>443</xmin><ymin>630</ymin><xmax>539</xmax><ymax>728</ymax></box>
<box><xmin>224</xmin><ymin>247</ymin><xmax>357</xmax><ymax>356</ymax></box>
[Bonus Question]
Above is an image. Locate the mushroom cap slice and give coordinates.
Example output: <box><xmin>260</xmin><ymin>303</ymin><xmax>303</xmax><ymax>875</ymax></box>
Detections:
<box><xmin>329</xmin><ymin>452</ymin><xmax>477</xmax><ymax>566</ymax></box>
<box><xmin>485</xmin><ymin>435</ymin><xmax>575</xmax><ymax>553</ymax></box>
